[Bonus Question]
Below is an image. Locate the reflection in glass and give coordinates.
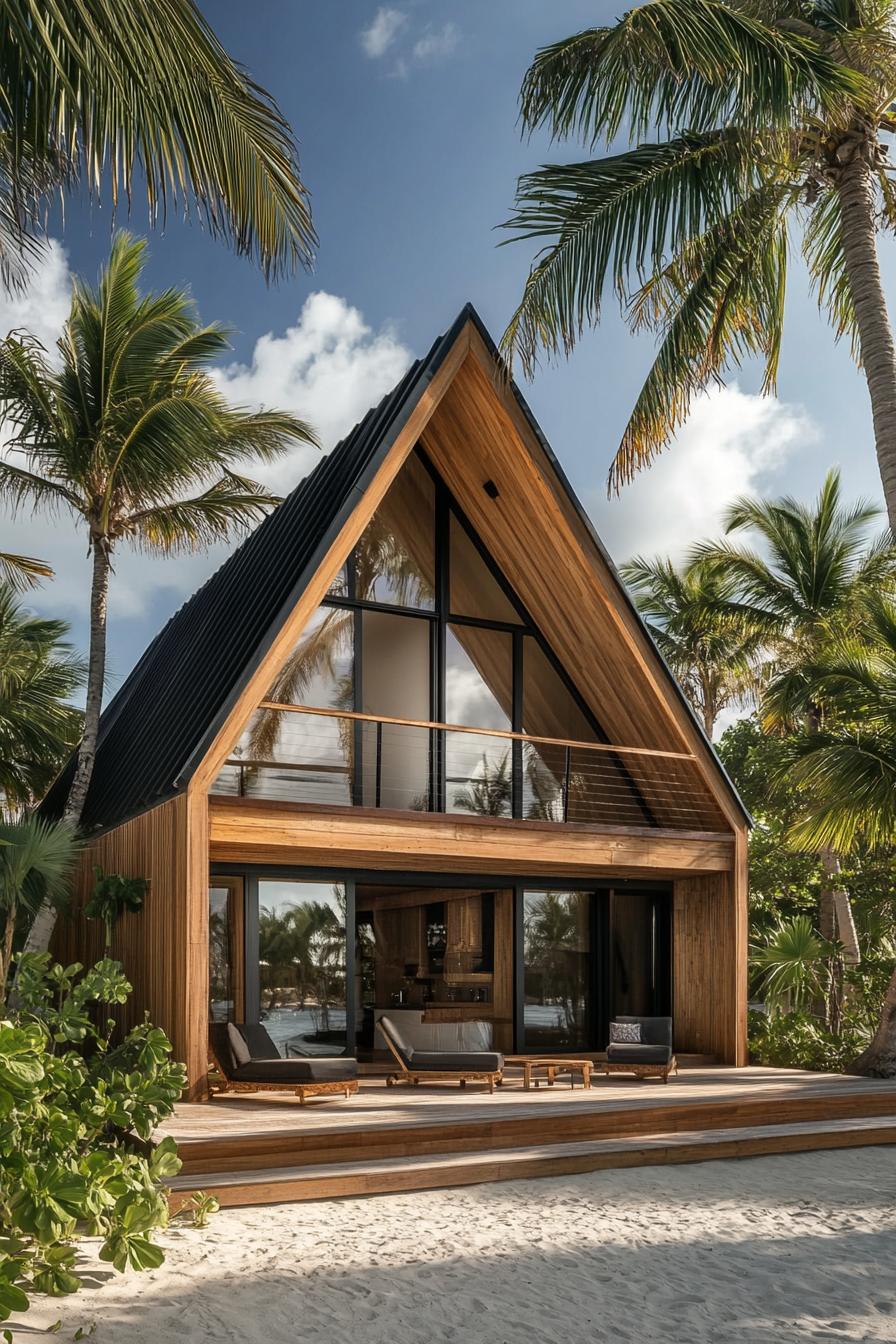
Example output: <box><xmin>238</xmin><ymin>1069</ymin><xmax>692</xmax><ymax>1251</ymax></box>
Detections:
<box><xmin>445</xmin><ymin>625</ymin><xmax>512</xmax><ymax>816</ymax></box>
<box><xmin>209</xmin><ymin>880</ymin><xmax>242</xmax><ymax>1022</ymax></box>
<box><xmin>355</xmin><ymin>451</ymin><xmax>435</xmax><ymax>608</ymax></box>
<box><xmin>523</xmin><ymin>889</ymin><xmax>591</xmax><ymax>1051</ymax></box>
<box><xmin>449</xmin><ymin>511</ymin><xmax>520</xmax><ymax>623</ymax></box>
<box><xmin>613</xmin><ymin>891</ymin><xmax>667</xmax><ymax>1018</ymax></box>
<box><xmin>257</xmin><ymin>880</ymin><xmax>348</xmax><ymax>1056</ymax></box>
<box><xmin>360</xmin><ymin>609</ymin><xmax>431</xmax><ymax>809</ymax></box>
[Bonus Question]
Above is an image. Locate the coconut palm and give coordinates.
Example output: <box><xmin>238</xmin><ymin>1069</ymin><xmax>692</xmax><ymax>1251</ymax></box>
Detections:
<box><xmin>0</xmin><ymin>234</ymin><xmax>315</xmax><ymax>953</ymax></box>
<box><xmin>622</xmin><ymin>554</ymin><xmax>770</xmax><ymax>737</ymax></box>
<box><xmin>0</xmin><ymin>583</ymin><xmax>84</xmax><ymax>808</ymax></box>
<box><xmin>0</xmin><ymin>814</ymin><xmax>79</xmax><ymax>1006</ymax></box>
<box><xmin>0</xmin><ymin>0</ymin><xmax>315</xmax><ymax>288</ymax></box>
<box><xmin>501</xmin><ymin>0</ymin><xmax>896</xmax><ymax>528</ymax></box>
<box><xmin>783</xmin><ymin>596</ymin><xmax>896</xmax><ymax>1074</ymax></box>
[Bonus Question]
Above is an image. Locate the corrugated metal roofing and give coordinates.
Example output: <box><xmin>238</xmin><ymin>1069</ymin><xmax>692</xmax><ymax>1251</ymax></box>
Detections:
<box><xmin>42</xmin><ymin>303</ymin><xmax>750</xmax><ymax>832</ymax></box>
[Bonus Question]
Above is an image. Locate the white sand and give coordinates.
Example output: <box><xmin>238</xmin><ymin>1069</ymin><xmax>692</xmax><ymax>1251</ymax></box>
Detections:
<box><xmin>20</xmin><ymin>1148</ymin><xmax>896</xmax><ymax>1344</ymax></box>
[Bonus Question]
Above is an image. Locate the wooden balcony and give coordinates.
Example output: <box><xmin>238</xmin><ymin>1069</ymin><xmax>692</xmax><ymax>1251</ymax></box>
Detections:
<box><xmin>211</xmin><ymin>703</ymin><xmax>729</xmax><ymax>833</ymax></box>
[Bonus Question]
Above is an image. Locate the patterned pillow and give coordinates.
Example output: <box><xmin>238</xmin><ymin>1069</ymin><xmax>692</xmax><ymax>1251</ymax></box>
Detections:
<box><xmin>609</xmin><ymin>1021</ymin><xmax>642</xmax><ymax>1044</ymax></box>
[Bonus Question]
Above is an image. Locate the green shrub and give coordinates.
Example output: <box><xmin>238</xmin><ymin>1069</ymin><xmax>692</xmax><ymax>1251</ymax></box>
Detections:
<box><xmin>0</xmin><ymin>954</ymin><xmax>186</xmax><ymax>1325</ymax></box>
<box><xmin>748</xmin><ymin>1007</ymin><xmax>869</xmax><ymax>1073</ymax></box>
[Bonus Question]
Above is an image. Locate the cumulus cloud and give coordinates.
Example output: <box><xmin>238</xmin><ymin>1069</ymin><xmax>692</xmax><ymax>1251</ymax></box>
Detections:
<box><xmin>590</xmin><ymin>385</ymin><xmax>816</xmax><ymax>566</ymax></box>
<box><xmin>412</xmin><ymin>23</ymin><xmax>459</xmax><ymax>62</ymax></box>
<box><xmin>0</xmin><ymin>253</ymin><xmax>412</xmax><ymax>674</ymax></box>
<box><xmin>360</xmin><ymin>7</ymin><xmax>406</xmax><ymax>58</ymax></box>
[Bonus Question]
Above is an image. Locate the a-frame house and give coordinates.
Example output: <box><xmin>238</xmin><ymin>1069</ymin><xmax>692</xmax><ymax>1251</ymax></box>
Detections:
<box><xmin>49</xmin><ymin>305</ymin><xmax>749</xmax><ymax>1099</ymax></box>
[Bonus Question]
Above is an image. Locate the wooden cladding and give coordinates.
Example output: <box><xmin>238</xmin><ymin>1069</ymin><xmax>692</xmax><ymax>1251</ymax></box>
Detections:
<box><xmin>53</xmin><ymin>792</ymin><xmax>210</xmax><ymax>1100</ymax></box>
<box><xmin>673</xmin><ymin>869</ymin><xmax>748</xmax><ymax>1065</ymax></box>
<box><xmin>209</xmin><ymin>797</ymin><xmax>734</xmax><ymax>878</ymax></box>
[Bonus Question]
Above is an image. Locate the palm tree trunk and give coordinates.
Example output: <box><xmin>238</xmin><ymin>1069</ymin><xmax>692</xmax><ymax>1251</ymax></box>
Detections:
<box><xmin>850</xmin><ymin>962</ymin><xmax>896</xmax><ymax>1078</ymax></box>
<box><xmin>836</xmin><ymin>147</ymin><xmax>896</xmax><ymax>531</ymax></box>
<box><xmin>21</xmin><ymin>542</ymin><xmax>111</xmax><ymax>960</ymax></box>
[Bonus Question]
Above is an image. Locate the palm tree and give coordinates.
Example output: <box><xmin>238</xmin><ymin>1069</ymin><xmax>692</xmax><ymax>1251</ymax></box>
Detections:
<box><xmin>0</xmin><ymin>814</ymin><xmax>79</xmax><ymax>1007</ymax></box>
<box><xmin>783</xmin><ymin>596</ymin><xmax>896</xmax><ymax>1074</ymax></box>
<box><xmin>0</xmin><ymin>234</ymin><xmax>315</xmax><ymax>953</ymax></box>
<box><xmin>501</xmin><ymin>1</ymin><xmax>896</xmax><ymax>528</ymax></box>
<box><xmin>699</xmin><ymin>470</ymin><xmax>895</xmax><ymax>1018</ymax></box>
<box><xmin>452</xmin><ymin>752</ymin><xmax>513</xmax><ymax>817</ymax></box>
<box><xmin>751</xmin><ymin>914</ymin><xmax>832</xmax><ymax>1013</ymax></box>
<box><xmin>0</xmin><ymin>0</ymin><xmax>315</xmax><ymax>288</ymax></box>
<box><xmin>622</xmin><ymin>554</ymin><xmax>769</xmax><ymax>737</ymax></box>
<box><xmin>0</xmin><ymin>583</ymin><xmax>84</xmax><ymax>809</ymax></box>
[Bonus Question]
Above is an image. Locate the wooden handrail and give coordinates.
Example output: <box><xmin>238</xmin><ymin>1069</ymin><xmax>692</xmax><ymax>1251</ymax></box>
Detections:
<box><xmin>256</xmin><ymin>700</ymin><xmax>697</xmax><ymax>763</ymax></box>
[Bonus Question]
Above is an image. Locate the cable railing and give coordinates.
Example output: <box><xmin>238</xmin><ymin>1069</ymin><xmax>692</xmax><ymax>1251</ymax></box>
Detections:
<box><xmin>211</xmin><ymin>703</ymin><xmax>728</xmax><ymax>832</ymax></box>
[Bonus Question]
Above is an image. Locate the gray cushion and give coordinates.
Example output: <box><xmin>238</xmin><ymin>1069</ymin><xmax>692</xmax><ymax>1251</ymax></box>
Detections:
<box><xmin>606</xmin><ymin>1043</ymin><xmax>672</xmax><ymax>1065</ymax></box>
<box><xmin>233</xmin><ymin>1057</ymin><xmax>358</xmax><ymax>1084</ymax></box>
<box><xmin>614</xmin><ymin>1016</ymin><xmax>673</xmax><ymax>1047</ymax></box>
<box><xmin>379</xmin><ymin>1016</ymin><xmax>414</xmax><ymax>1068</ymax></box>
<box><xmin>239</xmin><ymin>1023</ymin><xmax>280</xmax><ymax>1059</ymax></box>
<box><xmin>408</xmin><ymin>1051</ymin><xmax>503</xmax><ymax>1073</ymax></box>
<box><xmin>227</xmin><ymin>1022</ymin><xmax>251</xmax><ymax>1066</ymax></box>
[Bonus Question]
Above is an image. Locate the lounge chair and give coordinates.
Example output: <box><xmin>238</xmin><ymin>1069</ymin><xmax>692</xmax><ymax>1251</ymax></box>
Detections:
<box><xmin>603</xmin><ymin>1015</ymin><xmax>677</xmax><ymax>1083</ymax></box>
<box><xmin>379</xmin><ymin>1014</ymin><xmax>504</xmax><ymax>1093</ymax></box>
<box><xmin>208</xmin><ymin>1022</ymin><xmax>359</xmax><ymax>1104</ymax></box>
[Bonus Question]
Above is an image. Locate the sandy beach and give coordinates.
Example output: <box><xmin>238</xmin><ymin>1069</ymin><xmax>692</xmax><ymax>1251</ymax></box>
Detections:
<box><xmin>17</xmin><ymin>1146</ymin><xmax>896</xmax><ymax>1344</ymax></box>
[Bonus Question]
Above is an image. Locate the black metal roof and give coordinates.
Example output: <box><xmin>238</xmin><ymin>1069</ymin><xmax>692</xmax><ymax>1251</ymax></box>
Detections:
<box><xmin>42</xmin><ymin>303</ymin><xmax>750</xmax><ymax>832</ymax></box>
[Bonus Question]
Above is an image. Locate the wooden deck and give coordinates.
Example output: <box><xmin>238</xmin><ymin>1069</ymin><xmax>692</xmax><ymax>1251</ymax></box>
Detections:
<box><xmin>163</xmin><ymin>1066</ymin><xmax>896</xmax><ymax>1209</ymax></box>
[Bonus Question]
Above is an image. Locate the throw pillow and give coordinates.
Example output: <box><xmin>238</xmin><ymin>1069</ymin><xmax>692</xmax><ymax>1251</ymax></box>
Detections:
<box><xmin>227</xmin><ymin>1022</ymin><xmax>251</xmax><ymax>1066</ymax></box>
<box><xmin>609</xmin><ymin>1021</ymin><xmax>641</xmax><ymax>1044</ymax></box>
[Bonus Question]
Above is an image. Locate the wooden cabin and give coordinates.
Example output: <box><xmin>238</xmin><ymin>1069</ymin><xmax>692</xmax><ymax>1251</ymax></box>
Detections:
<box><xmin>49</xmin><ymin>305</ymin><xmax>750</xmax><ymax>1100</ymax></box>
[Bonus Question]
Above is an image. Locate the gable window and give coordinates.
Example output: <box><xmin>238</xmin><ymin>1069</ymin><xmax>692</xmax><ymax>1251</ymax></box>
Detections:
<box><xmin>213</xmin><ymin>447</ymin><xmax>642</xmax><ymax>825</ymax></box>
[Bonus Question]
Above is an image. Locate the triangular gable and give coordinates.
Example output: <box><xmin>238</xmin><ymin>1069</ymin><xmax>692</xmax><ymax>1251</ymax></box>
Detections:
<box><xmin>46</xmin><ymin>304</ymin><xmax>748</xmax><ymax>833</ymax></box>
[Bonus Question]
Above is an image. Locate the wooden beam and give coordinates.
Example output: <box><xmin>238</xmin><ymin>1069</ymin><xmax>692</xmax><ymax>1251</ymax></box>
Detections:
<box><xmin>208</xmin><ymin>798</ymin><xmax>734</xmax><ymax>877</ymax></box>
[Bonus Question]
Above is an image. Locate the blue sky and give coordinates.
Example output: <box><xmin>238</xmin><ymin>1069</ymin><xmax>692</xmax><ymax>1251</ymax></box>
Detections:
<box><xmin>2</xmin><ymin>1</ymin><xmax>892</xmax><ymax>705</ymax></box>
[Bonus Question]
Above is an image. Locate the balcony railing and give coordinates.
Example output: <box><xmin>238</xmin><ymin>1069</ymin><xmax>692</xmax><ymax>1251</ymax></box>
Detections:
<box><xmin>210</xmin><ymin>703</ymin><xmax>728</xmax><ymax>832</ymax></box>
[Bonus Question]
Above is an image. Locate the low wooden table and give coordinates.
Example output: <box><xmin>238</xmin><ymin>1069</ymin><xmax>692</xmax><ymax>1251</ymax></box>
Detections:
<box><xmin>504</xmin><ymin>1056</ymin><xmax>593</xmax><ymax>1090</ymax></box>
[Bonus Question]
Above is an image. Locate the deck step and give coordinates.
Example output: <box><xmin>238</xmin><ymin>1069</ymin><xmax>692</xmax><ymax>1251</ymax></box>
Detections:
<box><xmin>168</xmin><ymin>1115</ymin><xmax>896</xmax><ymax>1210</ymax></box>
<box><xmin>174</xmin><ymin>1085</ymin><xmax>896</xmax><ymax>1177</ymax></box>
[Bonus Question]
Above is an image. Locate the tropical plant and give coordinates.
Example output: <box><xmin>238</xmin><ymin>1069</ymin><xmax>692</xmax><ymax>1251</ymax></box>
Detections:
<box><xmin>0</xmin><ymin>552</ymin><xmax>52</xmax><ymax>591</ymax></box>
<box><xmin>0</xmin><ymin>954</ymin><xmax>185</xmax><ymax>1323</ymax></box>
<box><xmin>0</xmin><ymin>0</ymin><xmax>315</xmax><ymax>289</ymax></box>
<box><xmin>782</xmin><ymin>594</ymin><xmax>896</xmax><ymax>1074</ymax></box>
<box><xmin>748</xmin><ymin>1006</ymin><xmax>868</xmax><ymax>1073</ymax></box>
<box><xmin>0</xmin><ymin>816</ymin><xmax>79</xmax><ymax>1007</ymax></box>
<box><xmin>83</xmin><ymin>867</ymin><xmax>148</xmax><ymax>953</ymax></box>
<box><xmin>501</xmin><ymin>0</ymin><xmax>896</xmax><ymax>528</ymax></box>
<box><xmin>751</xmin><ymin>913</ymin><xmax>831</xmax><ymax>1010</ymax></box>
<box><xmin>452</xmin><ymin>752</ymin><xmax>513</xmax><ymax>817</ymax></box>
<box><xmin>697</xmin><ymin>470</ymin><xmax>895</xmax><ymax>998</ymax></box>
<box><xmin>0</xmin><ymin>585</ymin><xmax>84</xmax><ymax>809</ymax></box>
<box><xmin>622</xmin><ymin>554</ymin><xmax>769</xmax><ymax>736</ymax></box>
<box><xmin>0</xmin><ymin>234</ymin><xmax>315</xmax><ymax>955</ymax></box>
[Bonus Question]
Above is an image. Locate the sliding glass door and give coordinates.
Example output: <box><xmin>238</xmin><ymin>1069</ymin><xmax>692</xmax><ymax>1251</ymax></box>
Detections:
<box><xmin>522</xmin><ymin>889</ymin><xmax>593</xmax><ymax>1052</ymax></box>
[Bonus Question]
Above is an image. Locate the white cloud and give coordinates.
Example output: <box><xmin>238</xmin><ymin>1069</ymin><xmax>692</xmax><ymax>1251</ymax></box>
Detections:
<box><xmin>211</xmin><ymin>291</ymin><xmax>412</xmax><ymax>491</ymax></box>
<box><xmin>360</xmin><ymin>7</ymin><xmax>406</xmax><ymax>58</ymax></box>
<box><xmin>0</xmin><ymin>238</ymin><xmax>71</xmax><ymax>351</ymax></box>
<box><xmin>590</xmin><ymin>385</ymin><xmax>816</xmax><ymax>566</ymax></box>
<box><xmin>412</xmin><ymin>23</ymin><xmax>459</xmax><ymax>62</ymax></box>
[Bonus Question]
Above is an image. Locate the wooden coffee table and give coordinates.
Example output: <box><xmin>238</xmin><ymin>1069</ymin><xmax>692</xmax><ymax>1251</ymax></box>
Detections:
<box><xmin>504</xmin><ymin>1056</ymin><xmax>593</xmax><ymax>1090</ymax></box>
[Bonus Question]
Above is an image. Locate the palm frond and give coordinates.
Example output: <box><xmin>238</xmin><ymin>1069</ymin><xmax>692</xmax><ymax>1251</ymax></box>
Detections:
<box><xmin>0</xmin><ymin>0</ymin><xmax>316</xmax><ymax>278</ymax></box>
<box><xmin>128</xmin><ymin>474</ymin><xmax>281</xmax><ymax>552</ymax></box>
<box><xmin>0</xmin><ymin>551</ymin><xmax>53</xmax><ymax>590</ymax></box>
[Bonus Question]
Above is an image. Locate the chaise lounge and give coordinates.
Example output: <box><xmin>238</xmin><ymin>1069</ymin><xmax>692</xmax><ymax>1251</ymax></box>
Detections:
<box><xmin>379</xmin><ymin>1014</ymin><xmax>504</xmax><ymax>1092</ymax></box>
<box><xmin>209</xmin><ymin>1022</ymin><xmax>359</xmax><ymax>1104</ymax></box>
<box><xmin>603</xmin><ymin>1015</ymin><xmax>677</xmax><ymax>1083</ymax></box>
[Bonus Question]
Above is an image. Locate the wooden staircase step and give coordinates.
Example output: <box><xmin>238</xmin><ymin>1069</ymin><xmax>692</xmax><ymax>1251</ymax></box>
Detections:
<box><xmin>168</xmin><ymin>1115</ymin><xmax>896</xmax><ymax>1210</ymax></box>
<box><xmin>174</xmin><ymin>1086</ymin><xmax>896</xmax><ymax>1177</ymax></box>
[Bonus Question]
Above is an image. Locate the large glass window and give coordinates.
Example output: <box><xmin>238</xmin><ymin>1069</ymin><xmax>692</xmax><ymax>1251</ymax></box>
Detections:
<box><xmin>449</xmin><ymin>511</ymin><xmax>520</xmax><ymax>623</ymax></box>
<box><xmin>445</xmin><ymin>624</ymin><xmax>513</xmax><ymax>817</ymax></box>
<box><xmin>355</xmin><ymin>451</ymin><xmax>435</xmax><ymax>608</ymax></box>
<box><xmin>360</xmin><ymin>609</ymin><xmax>431</xmax><ymax>809</ymax></box>
<box><xmin>209</xmin><ymin>877</ymin><xmax>243</xmax><ymax>1022</ymax></box>
<box><xmin>611</xmin><ymin>891</ymin><xmax>670</xmax><ymax>1018</ymax></box>
<box><xmin>523</xmin><ymin>889</ymin><xmax>592</xmax><ymax>1051</ymax></box>
<box><xmin>257</xmin><ymin>880</ymin><xmax>348</xmax><ymax>1056</ymax></box>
